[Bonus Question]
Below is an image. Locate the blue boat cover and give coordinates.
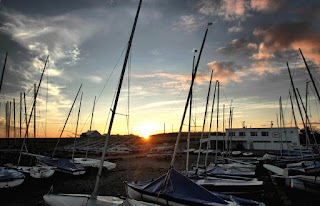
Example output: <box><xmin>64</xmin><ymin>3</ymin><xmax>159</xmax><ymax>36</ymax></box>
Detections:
<box><xmin>129</xmin><ymin>168</ymin><xmax>265</xmax><ymax>206</ymax></box>
<box><xmin>37</xmin><ymin>156</ymin><xmax>85</xmax><ymax>173</ymax></box>
<box><xmin>0</xmin><ymin>167</ymin><xmax>25</xmax><ymax>182</ymax></box>
<box><xmin>128</xmin><ymin>168</ymin><xmax>229</xmax><ymax>205</ymax></box>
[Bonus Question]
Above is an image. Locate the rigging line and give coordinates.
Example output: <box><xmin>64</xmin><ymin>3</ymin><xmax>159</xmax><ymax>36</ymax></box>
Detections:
<box><xmin>79</xmin><ymin>44</ymin><xmax>129</xmax><ymax>134</ymax></box>
<box><xmin>96</xmin><ymin>42</ymin><xmax>129</xmax><ymax>104</ymax></box>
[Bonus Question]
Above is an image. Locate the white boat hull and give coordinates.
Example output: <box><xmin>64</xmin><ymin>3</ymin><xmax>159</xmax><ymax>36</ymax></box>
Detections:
<box><xmin>43</xmin><ymin>193</ymin><xmax>123</xmax><ymax>206</ymax></box>
<box><xmin>0</xmin><ymin>178</ymin><xmax>24</xmax><ymax>189</ymax></box>
<box><xmin>72</xmin><ymin>158</ymin><xmax>116</xmax><ymax>170</ymax></box>
<box><xmin>43</xmin><ymin>193</ymin><xmax>161</xmax><ymax>206</ymax></box>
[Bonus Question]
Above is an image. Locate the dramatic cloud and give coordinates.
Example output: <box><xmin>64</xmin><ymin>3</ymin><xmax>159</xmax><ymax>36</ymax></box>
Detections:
<box><xmin>250</xmin><ymin>61</ymin><xmax>279</xmax><ymax>76</ymax></box>
<box><xmin>250</xmin><ymin>0</ymin><xmax>287</xmax><ymax>12</ymax></box>
<box><xmin>251</xmin><ymin>43</ymin><xmax>275</xmax><ymax>60</ymax></box>
<box><xmin>0</xmin><ymin>10</ymin><xmax>102</xmax><ymax>70</ymax></box>
<box><xmin>207</xmin><ymin>61</ymin><xmax>247</xmax><ymax>83</ymax></box>
<box><xmin>253</xmin><ymin>22</ymin><xmax>320</xmax><ymax>65</ymax></box>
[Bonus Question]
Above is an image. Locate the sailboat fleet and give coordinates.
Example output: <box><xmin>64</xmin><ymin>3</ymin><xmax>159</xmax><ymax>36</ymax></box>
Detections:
<box><xmin>1</xmin><ymin>0</ymin><xmax>320</xmax><ymax>205</ymax></box>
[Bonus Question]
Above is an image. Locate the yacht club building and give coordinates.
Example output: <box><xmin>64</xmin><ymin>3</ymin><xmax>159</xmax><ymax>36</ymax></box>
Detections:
<box><xmin>201</xmin><ymin>127</ymin><xmax>300</xmax><ymax>151</ymax></box>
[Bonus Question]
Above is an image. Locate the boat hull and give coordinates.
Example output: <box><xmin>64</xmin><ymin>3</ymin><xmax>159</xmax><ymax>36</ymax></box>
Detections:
<box><xmin>0</xmin><ymin>178</ymin><xmax>24</xmax><ymax>189</ymax></box>
<box><xmin>43</xmin><ymin>194</ymin><xmax>123</xmax><ymax>206</ymax></box>
<box><xmin>73</xmin><ymin>158</ymin><xmax>116</xmax><ymax>170</ymax></box>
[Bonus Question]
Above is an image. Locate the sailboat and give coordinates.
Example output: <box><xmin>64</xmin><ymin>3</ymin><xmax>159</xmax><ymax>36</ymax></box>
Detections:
<box><xmin>43</xmin><ymin>1</ymin><xmax>157</xmax><ymax>205</ymax></box>
<box><xmin>35</xmin><ymin>84</ymin><xmax>86</xmax><ymax>176</ymax></box>
<box><xmin>3</xmin><ymin>54</ymin><xmax>56</xmax><ymax>179</ymax></box>
<box><xmin>72</xmin><ymin>97</ymin><xmax>116</xmax><ymax>170</ymax></box>
<box><xmin>125</xmin><ymin>23</ymin><xmax>265</xmax><ymax>206</ymax></box>
<box><xmin>264</xmin><ymin>163</ymin><xmax>320</xmax><ymax>194</ymax></box>
<box><xmin>0</xmin><ymin>166</ymin><xmax>25</xmax><ymax>188</ymax></box>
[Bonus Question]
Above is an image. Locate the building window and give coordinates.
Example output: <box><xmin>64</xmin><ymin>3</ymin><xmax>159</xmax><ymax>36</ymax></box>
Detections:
<box><xmin>229</xmin><ymin>132</ymin><xmax>235</xmax><ymax>136</ymax></box>
<box><xmin>261</xmin><ymin>131</ymin><xmax>269</xmax><ymax>136</ymax></box>
<box><xmin>239</xmin><ymin>132</ymin><xmax>246</xmax><ymax>136</ymax></box>
<box><xmin>250</xmin><ymin>132</ymin><xmax>257</xmax><ymax>136</ymax></box>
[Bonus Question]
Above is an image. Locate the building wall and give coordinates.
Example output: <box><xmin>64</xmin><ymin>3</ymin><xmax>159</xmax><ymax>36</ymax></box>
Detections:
<box><xmin>203</xmin><ymin>127</ymin><xmax>300</xmax><ymax>151</ymax></box>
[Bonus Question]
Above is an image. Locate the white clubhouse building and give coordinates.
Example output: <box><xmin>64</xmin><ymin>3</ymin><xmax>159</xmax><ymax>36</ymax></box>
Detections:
<box><xmin>201</xmin><ymin>127</ymin><xmax>300</xmax><ymax>151</ymax></box>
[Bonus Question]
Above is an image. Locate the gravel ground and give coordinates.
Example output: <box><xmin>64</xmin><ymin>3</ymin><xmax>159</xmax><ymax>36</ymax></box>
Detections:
<box><xmin>1</xmin><ymin>150</ymin><xmax>320</xmax><ymax>205</ymax></box>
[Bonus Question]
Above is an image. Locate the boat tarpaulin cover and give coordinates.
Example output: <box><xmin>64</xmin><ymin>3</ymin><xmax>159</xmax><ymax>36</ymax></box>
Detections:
<box><xmin>37</xmin><ymin>156</ymin><xmax>85</xmax><ymax>173</ymax></box>
<box><xmin>0</xmin><ymin>167</ymin><xmax>25</xmax><ymax>181</ymax></box>
<box><xmin>128</xmin><ymin>168</ymin><xmax>229</xmax><ymax>205</ymax></box>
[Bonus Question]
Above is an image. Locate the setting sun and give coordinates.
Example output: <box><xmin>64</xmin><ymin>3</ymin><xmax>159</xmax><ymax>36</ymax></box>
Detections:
<box><xmin>135</xmin><ymin>122</ymin><xmax>159</xmax><ymax>140</ymax></box>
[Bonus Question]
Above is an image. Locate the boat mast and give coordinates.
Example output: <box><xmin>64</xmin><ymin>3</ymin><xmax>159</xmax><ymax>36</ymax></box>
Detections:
<box><xmin>215</xmin><ymin>81</ymin><xmax>220</xmax><ymax>163</ymax></box>
<box><xmin>13</xmin><ymin>98</ymin><xmax>16</xmax><ymax>146</ymax></box>
<box><xmin>306</xmin><ymin>81</ymin><xmax>309</xmax><ymax>122</ymax></box>
<box><xmin>203</xmin><ymin>79</ymin><xmax>217</xmax><ymax>167</ymax></box>
<box><xmin>34</xmin><ymin>83</ymin><xmax>36</xmax><ymax>149</ymax></box>
<box><xmin>287</xmin><ymin>62</ymin><xmax>310</xmax><ymax>148</ymax></box>
<box><xmin>186</xmin><ymin>50</ymin><xmax>197</xmax><ymax>172</ymax></box>
<box><xmin>91</xmin><ymin>0</ymin><xmax>143</xmax><ymax>199</ymax></box>
<box><xmin>171</xmin><ymin>23</ymin><xmax>212</xmax><ymax>168</ymax></box>
<box><xmin>222</xmin><ymin>104</ymin><xmax>225</xmax><ymax>153</ymax></box>
<box><xmin>196</xmin><ymin>70</ymin><xmax>214</xmax><ymax>169</ymax></box>
<box><xmin>0</xmin><ymin>52</ymin><xmax>8</xmax><ymax>94</ymax></box>
<box><xmin>299</xmin><ymin>49</ymin><xmax>320</xmax><ymax>103</ymax></box>
<box><xmin>20</xmin><ymin>92</ymin><xmax>22</xmax><ymax>144</ymax></box>
<box><xmin>72</xmin><ymin>92</ymin><xmax>83</xmax><ymax>162</ymax></box>
<box><xmin>227</xmin><ymin>101</ymin><xmax>233</xmax><ymax>155</ymax></box>
<box><xmin>18</xmin><ymin>56</ymin><xmax>48</xmax><ymax>165</ymax></box>
<box><xmin>289</xmin><ymin>91</ymin><xmax>298</xmax><ymax>128</ymax></box>
<box><xmin>52</xmin><ymin>84</ymin><xmax>82</xmax><ymax>158</ymax></box>
<box><xmin>296</xmin><ymin>88</ymin><xmax>320</xmax><ymax>154</ymax></box>
<box><xmin>279</xmin><ymin>97</ymin><xmax>288</xmax><ymax>152</ymax></box>
<box><xmin>85</xmin><ymin>96</ymin><xmax>96</xmax><ymax>160</ymax></box>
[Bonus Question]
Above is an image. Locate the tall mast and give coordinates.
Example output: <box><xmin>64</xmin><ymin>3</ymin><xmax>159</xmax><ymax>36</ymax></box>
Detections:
<box><xmin>91</xmin><ymin>0</ymin><xmax>143</xmax><ymax>199</ymax></box>
<box><xmin>203</xmin><ymin>79</ymin><xmax>217</xmax><ymax>167</ymax></box>
<box><xmin>20</xmin><ymin>92</ymin><xmax>22</xmax><ymax>143</ymax></box>
<box><xmin>279</xmin><ymin>97</ymin><xmax>288</xmax><ymax>151</ymax></box>
<box><xmin>296</xmin><ymin>88</ymin><xmax>320</xmax><ymax>154</ymax></box>
<box><xmin>13</xmin><ymin>98</ymin><xmax>16</xmax><ymax>146</ymax></box>
<box><xmin>72</xmin><ymin>92</ymin><xmax>83</xmax><ymax>162</ymax></box>
<box><xmin>215</xmin><ymin>81</ymin><xmax>220</xmax><ymax>163</ymax></box>
<box><xmin>196</xmin><ymin>70</ymin><xmax>214</xmax><ymax>169</ymax></box>
<box><xmin>52</xmin><ymin>84</ymin><xmax>82</xmax><ymax>157</ymax></box>
<box><xmin>172</xmin><ymin>23</ymin><xmax>212</xmax><ymax>168</ymax></box>
<box><xmin>34</xmin><ymin>83</ymin><xmax>36</xmax><ymax>149</ymax></box>
<box><xmin>306</xmin><ymin>81</ymin><xmax>309</xmax><ymax>122</ymax></box>
<box><xmin>85</xmin><ymin>96</ymin><xmax>96</xmax><ymax>159</ymax></box>
<box><xmin>186</xmin><ymin>50</ymin><xmax>197</xmax><ymax>172</ymax></box>
<box><xmin>299</xmin><ymin>49</ymin><xmax>320</xmax><ymax>103</ymax></box>
<box><xmin>287</xmin><ymin>62</ymin><xmax>310</xmax><ymax>147</ymax></box>
<box><xmin>19</xmin><ymin>56</ymin><xmax>49</xmax><ymax>157</ymax></box>
<box><xmin>222</xmin><ymin>104</ymin><xmax>225</xmax><ymax>153</ymax></box>
<box><xmin>289</xmin><ymin>91</ymin><xmax>297</xmax><ymax>128</ymax></box>
<box><xmin>0</xmin><ymin>52</ymin><xmax>8</xmax><ymax>94</ymax></box>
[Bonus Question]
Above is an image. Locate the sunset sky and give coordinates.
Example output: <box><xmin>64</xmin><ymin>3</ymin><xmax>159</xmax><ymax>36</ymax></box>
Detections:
<box><xmin>0</xmin><ymin>0</ymin><xmax>320</xmax><ymax>138</ymax></box>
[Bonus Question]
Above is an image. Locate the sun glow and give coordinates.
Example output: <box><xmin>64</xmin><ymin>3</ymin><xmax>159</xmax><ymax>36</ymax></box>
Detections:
<box><xmin>135</xmin><ymin>122</ymin><xmax>159</xmax><ymax>140</ymax></box>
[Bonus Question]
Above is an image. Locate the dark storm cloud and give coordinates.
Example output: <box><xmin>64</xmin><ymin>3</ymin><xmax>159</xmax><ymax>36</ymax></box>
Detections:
<box><xmin>253</xmin><ymin>21</ymin><xmax>320</xmax><ymax>65</ymax></box>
